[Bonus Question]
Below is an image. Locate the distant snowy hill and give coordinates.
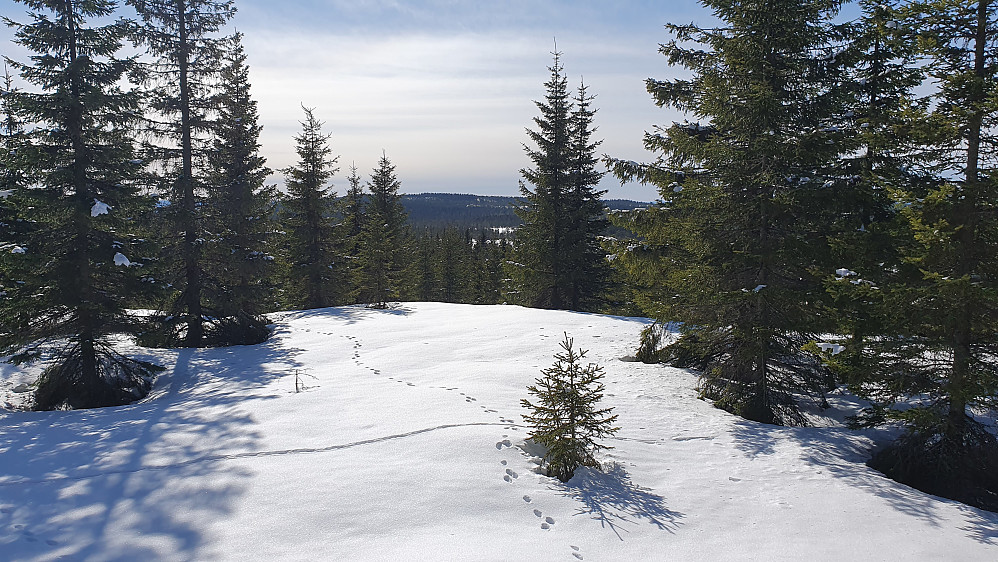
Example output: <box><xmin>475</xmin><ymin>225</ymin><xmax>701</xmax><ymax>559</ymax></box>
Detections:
<box><xmin>1</xmin><ymin>303</ymin><xmax>996</xmax><ymax>560</ymax></box>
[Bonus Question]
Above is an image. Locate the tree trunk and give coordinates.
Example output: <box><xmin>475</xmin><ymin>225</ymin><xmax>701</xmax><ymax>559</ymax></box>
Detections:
<box><xmin>178</xmin><ymin>0</ymin><xmax>203</xmax><ymax>346</ymax></box>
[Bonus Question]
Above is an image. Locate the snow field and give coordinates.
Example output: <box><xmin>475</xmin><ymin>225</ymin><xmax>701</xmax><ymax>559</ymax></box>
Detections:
<box><xmin>1</xmin><ymin>302</ymin><xmax>996</xmax><ymax>561</ymax></box>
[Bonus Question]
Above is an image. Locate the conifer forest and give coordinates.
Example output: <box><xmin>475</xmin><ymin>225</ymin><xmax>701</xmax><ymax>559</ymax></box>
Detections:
<box><xmin>2</xmin><ymin>0</ymin><xmax>998</xmax><ymax>538</ymax></box>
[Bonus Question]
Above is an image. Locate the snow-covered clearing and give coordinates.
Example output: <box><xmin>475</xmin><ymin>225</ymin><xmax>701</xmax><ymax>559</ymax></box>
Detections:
<box><xmin>1</xmin><ymin>303</ymin><xmax>996</xmax><ymax>561</ymax></box>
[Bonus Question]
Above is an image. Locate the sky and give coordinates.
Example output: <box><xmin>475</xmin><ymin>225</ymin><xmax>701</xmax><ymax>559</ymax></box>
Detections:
<box><xmin>1</xmin><ymin>1</ymin><xmax>715</xmax><ymax>201</ymax></box>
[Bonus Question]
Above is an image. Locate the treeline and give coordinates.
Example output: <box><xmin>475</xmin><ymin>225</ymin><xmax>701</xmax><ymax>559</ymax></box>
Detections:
<box><xmin>608</xmin><ymin>0</ymin><xmax>998</xmax><ymax>511</ymax></box>
<box><xmin>0</xmin><ymin>0</ymin><xmax>603</xmax><ymax>415</ymax></box>
<box><xmin>399</xmin><ymin>193</ymin><xmax>646</xmax><ymax>232</ymax></box>
<box><xmin>0</xmin><ymin>0</ymin><xmax>422</xmax><ymax>409</ymax></box>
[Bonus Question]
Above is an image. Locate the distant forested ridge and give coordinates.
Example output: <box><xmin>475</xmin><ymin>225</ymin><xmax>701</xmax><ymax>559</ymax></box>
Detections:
<box><xmin>401</xmin><ymin>193</ymin><xmax>647</xmax><ymax>231</ymax></box>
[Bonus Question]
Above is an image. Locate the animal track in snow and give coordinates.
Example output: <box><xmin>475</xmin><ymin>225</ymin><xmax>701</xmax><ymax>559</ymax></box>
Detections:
<box><xmin>523</xmin><ymin>495</ymin><xmax>531</xmax><ymax>503</ymax></box>
<box><xmin>501</xmin><ymin>460</ymin><xmax>507</xmax><ymax>466</ymax></box>
<box><xmin>533</xmin><ymin>509</ymin><xmax>543</xmax><ymax>518</ymax></box>
<box><xmin>495</xmin><ymin>439</ymin><xmax>512</xmax><ymax>450</ymax></box>
<box><xmin>505</xmin><ymin>468</ymin><xmax>518</xmax><ymax>479</ymax></box>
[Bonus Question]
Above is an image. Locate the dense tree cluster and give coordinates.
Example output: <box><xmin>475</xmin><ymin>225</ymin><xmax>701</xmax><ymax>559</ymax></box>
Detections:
<box><xmin>510</xmin><ymin>52</ymin><xmax>613</xmax><ymax>312</ymax></box>
<box><xmin>0</xmin><ymin>0</ymin><xmax>440</xmax><ymax>410</ymax></box>
<box><xmin>610</xmin><ymin>0</ymin><xmax>998</xmax><ymax>511</ymax></box>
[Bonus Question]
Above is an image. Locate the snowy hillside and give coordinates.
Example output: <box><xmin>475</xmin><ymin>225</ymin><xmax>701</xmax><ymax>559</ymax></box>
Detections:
<box><xmin>1</xmin><ymin>303</ymin><xmax>996</xmax><ymax>561</ymax></box>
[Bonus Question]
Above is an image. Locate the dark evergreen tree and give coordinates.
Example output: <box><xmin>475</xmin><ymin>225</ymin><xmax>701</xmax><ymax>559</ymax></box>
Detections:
<box><xmin>356</xmin><ymin>152</ymin><xmax>408</xmax><ymax>308</ymax></box>
<box><xmin>470</xmin><ymin>229</ymin><xmax>506</xmax><ymax>304</ymax></box>
<box><xmin>128</xmin><ymin>0</ymin><xmax>235</xmax><ymax>346</ymax></box>
<box><xmin>564</xmin><ymin>81</ymin><xmax>611</xmax><ymax>311</ymax></box>
<box><xmin>279</xmin><ymin>106</ymin><xmax>342</xmax><ymax>310</ymax></box>
<box><xmin>1</xmin><ymin>0</ymin><xmax>159</xmax><ymax>410</ymax></box>
<box><xmin>1</xmin><ymin>65</ymin><xmax>31</xmax><ymax>302</ymax></box>
<box><xmin>437</xmin><ymin>227</ymin><xmax>470</xmax><ymax>303</ymax></box>
<box><xmin>406</xmin><ymin>230</ymin><xmax>437</xmax><ymax>302</ymax></box>
<box><xmin>341</xmin><ymin>162</ymin><xmax>365</xmax><ymax>301</ymax></box>
<box><xmin>521</xmin><ymin>333</ymin><xmax>619</xmax><ymax>482</ymax></box>
<box><xmin>512</xmin><ymin>53</ymin><xmax>610</xmax><ymax>312</ymax></box>
<box><xmin>511</xmin><ymin>52</ymin><xmax>573</xmax><ymax>309</ymax></box>
<box><xmin>609</xmin><ymin>0</ymin><xmax>850</xmax><ymax>426</ymax></box>
<box><xmin>202</xmin><ymin>32</ymin><xmax>275</xmax><ymax>344</ymax></box>
<box><xmin>819</xmin><ymin>0</ymin><xmax>926</xmax><ymax>383</ymax></box>
<box><xmin>845</xmin><ymin>0</ymin><xmax>998</xmax><ymax>512</ymax></box>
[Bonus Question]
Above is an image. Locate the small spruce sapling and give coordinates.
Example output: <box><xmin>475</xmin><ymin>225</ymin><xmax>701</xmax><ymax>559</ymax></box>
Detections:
<box><xmin>521</xmin><ymin>333</ymin><xmax>619</xmax><ymax>482</ymax></box>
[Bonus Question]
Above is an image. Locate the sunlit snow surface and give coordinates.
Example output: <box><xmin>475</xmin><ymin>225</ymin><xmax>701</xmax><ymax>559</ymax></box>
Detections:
<box><xmin>1</xmin><ymin>303</ymin><xmax>996</xmax><ymax>561</ymax></box>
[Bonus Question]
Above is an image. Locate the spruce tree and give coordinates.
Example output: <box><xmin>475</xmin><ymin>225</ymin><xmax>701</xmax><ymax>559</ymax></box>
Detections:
<box><xmin>512</xmin><ymin>52</ymin><xmax>572</xmax><ymax>309</ymax></box>
<box><xmin>406</xmin><ymin>230</ymin><xmax>437</xmax><ymax>302</ymax></box>
<box><xmin>0</xmin><ymin>65</ymin><xmax>31</xmax><ymax>304</ymax></box>
<box><xmin>356</xmin><ymin>152</ymin><xmax>408</xmax><ymax>308</ymax></box>
<box><xmin>513</xmin><ymin>53</ymin><xmax>610</xmax><ymax>312</ymax></box>
<box><xmin>1</xmin><ymin>0</ymin><xmax>159</xmax><ymax>409</ymax></box>
<box><xmin>128</xmin><ymin>0</ymin><xmax>235</xmax><ymax>346</ymax></box>
<box><xmin>521</xmin><ymin>333</ymin><xmax>618</xmax><ymax>482</ymax></box>
<box><xmin>437</xmin><ymin>227</ymin><xmax>470</xmax><ymax>303</ymax></box>
<box><xmin>609</xmin><ymin>0</ymin><xmax>850</xmax><ymax>425</ymax></box>
<box><xmin>820</xmin><ymin>0</ymin><xmax>926</xmax><ymax>383</ymax></box>
<box><xmin>564</xmin><ymin>81</ymin><xmax>611</xmax><ymax>311</ymax></box>
<box><xmin>202</xmin><ymin>32</ymin><xmax>275</xmax><ymax>344</ymax></box>
<box><xmin>846</xmin><ymin>0</ymin><xmax>998</xmax><ymax>511</ymax></box>
<box><xmin>341</xmin><ymin>163</ymin><xmax>365</xmax><ymax>301</ymax></box>
<box><xmin>279</xmin><ymin>106</ymin><xmax>342</xmax><ymax>310</ymax></box>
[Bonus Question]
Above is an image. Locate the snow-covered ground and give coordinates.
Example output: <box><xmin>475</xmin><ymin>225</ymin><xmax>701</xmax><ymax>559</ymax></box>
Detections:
<box><xmin>1</xmin><ymin>303</ymin><xmax>996</xmax><ymax>561</ymax></box>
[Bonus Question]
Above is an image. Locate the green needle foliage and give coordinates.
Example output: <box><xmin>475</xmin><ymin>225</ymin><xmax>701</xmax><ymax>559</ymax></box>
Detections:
<box><xmin>844</xmin><ymin>0</ymin><xmax>998</xmax><ymax>512</ymax></box>
<box><xmin>201</xmin><ymin>32</ymin><xmax>275</xmax><ymax>344</ymax></box>
<box><xmin>279</xmin><ymin>106</ymin><xmax>342</xmax><ymax>310</ymax></box>
<box><xmin>608</xmin><ymin>0</ymin><xmax>851</xmax><ymax>426</ymax></box>
<box><xmin>356</xmin><ymin>152</ymin><xmax>408</xmax><ymax>308</ymax></box>
<box><xmin>512</xmin><ymin>52</ymin><xmax>610</xmax><ymax>312</ymax></box>
<box><xmin>1</xmin><ymin>0</ymin><xmax>160</xmax><ymax>409</ymax></box>
<box><xmin>128</xmin><ymin>0</ymin><xmax>236</xmax><ymax>346</ymax></box>
<box><xmin>522</xmin><ymin>333</ymin><xmax>618</xmax><ymax>482</ymax></box>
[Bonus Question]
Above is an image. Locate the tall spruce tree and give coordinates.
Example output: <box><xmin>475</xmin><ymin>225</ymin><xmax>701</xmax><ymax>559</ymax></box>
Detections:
<box><xmin>820</xmin><ymin>0</ymin><xmax>926</xmax><ymax>383</ymax></box>
<box><xmin>202</xmin><ymin>32</ymin><xmax>275</xmax><ymax>344</ymax></box>
<box><xmin>846</xmin><ymin>0</ymin><xmax>998</xmax><ymax>511</ymax></box>
<box><xmin>279</xmin><ymin>106</ymin><xmax>342</xmax><ymax>310</ymax></box>
<box><xmin>341</xmin><ymin>162</ymin><xmax>365</xmax><ymax>301</ymax></box>
<box><xmin>609</xmin><ymin>0</ymin><xmax>850</xmax><ymax>425</ymax></box>
<box><xmin>564</xmin><ymin>81</ymin><xmax>611</xmax><ymax>311</ymax></box>
<box><xmin>356</xmin><ymin>152</ymin><xmax>408</xmax><ymax>308</ymax></box>
<box><xmin>512</xmin><ymin>52</ymin><xmax>572</xmax><ymax>309</ymax></box>
<box><xmin>128</xmin><ymin>0</ymin><xmax>235</xmax><ymax>346</ymax></box>
<box><xmin>513</xmin><ymin>52</ymin><xmax>609</xmax><ymax>312</ymax></box>
<box><xmin>1</xmin><ymin>0</ymin><xmax>159</xmax><ymax>409</ymax></box>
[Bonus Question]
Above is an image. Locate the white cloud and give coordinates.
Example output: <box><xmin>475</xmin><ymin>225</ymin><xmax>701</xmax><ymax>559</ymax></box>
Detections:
<box><xmin>244</xmin><ymin>28</ymin><xmax>677</xmax><ymax>200</ymax></box>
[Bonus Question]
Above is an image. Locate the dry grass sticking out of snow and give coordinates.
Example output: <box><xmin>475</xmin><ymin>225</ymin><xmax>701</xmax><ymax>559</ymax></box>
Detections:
<box><xmin>0</xmin><ymin>302</ymin><xmax>996</xmax><ymax>561</ymax></box>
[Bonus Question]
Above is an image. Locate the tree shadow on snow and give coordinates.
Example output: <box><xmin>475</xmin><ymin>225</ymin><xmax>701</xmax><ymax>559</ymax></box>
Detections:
<box><xmin>0</xmin><ymin>334</ymin><xmax>304</xmax><ymax>560</ymax></box>
<box><xmin>728</xmin><ymin>420</ymin><xmax>998</xmax><ymax>546</ymax></box>
<box><xmin>277</xmin><ymin>303</ymin><xmax>414</xmax><ymax>326</ymax></box>
<box><xmin>562</xmin><ymin>463</ymin><xmax>683</xmax><ymax>541</ymax></box>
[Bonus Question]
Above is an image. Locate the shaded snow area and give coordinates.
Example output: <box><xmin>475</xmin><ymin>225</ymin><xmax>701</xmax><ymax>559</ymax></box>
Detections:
<box><xmin>1</xmin><ymin>303</ymin><xmax>996</xmax><ymax>560</ymax></box>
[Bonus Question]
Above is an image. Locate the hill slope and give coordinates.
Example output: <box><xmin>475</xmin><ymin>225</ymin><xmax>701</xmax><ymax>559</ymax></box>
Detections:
<box><xmin>0</xmin><ymin>303</ymin><xmax>996</xmax><ymax>560</ymax></box>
